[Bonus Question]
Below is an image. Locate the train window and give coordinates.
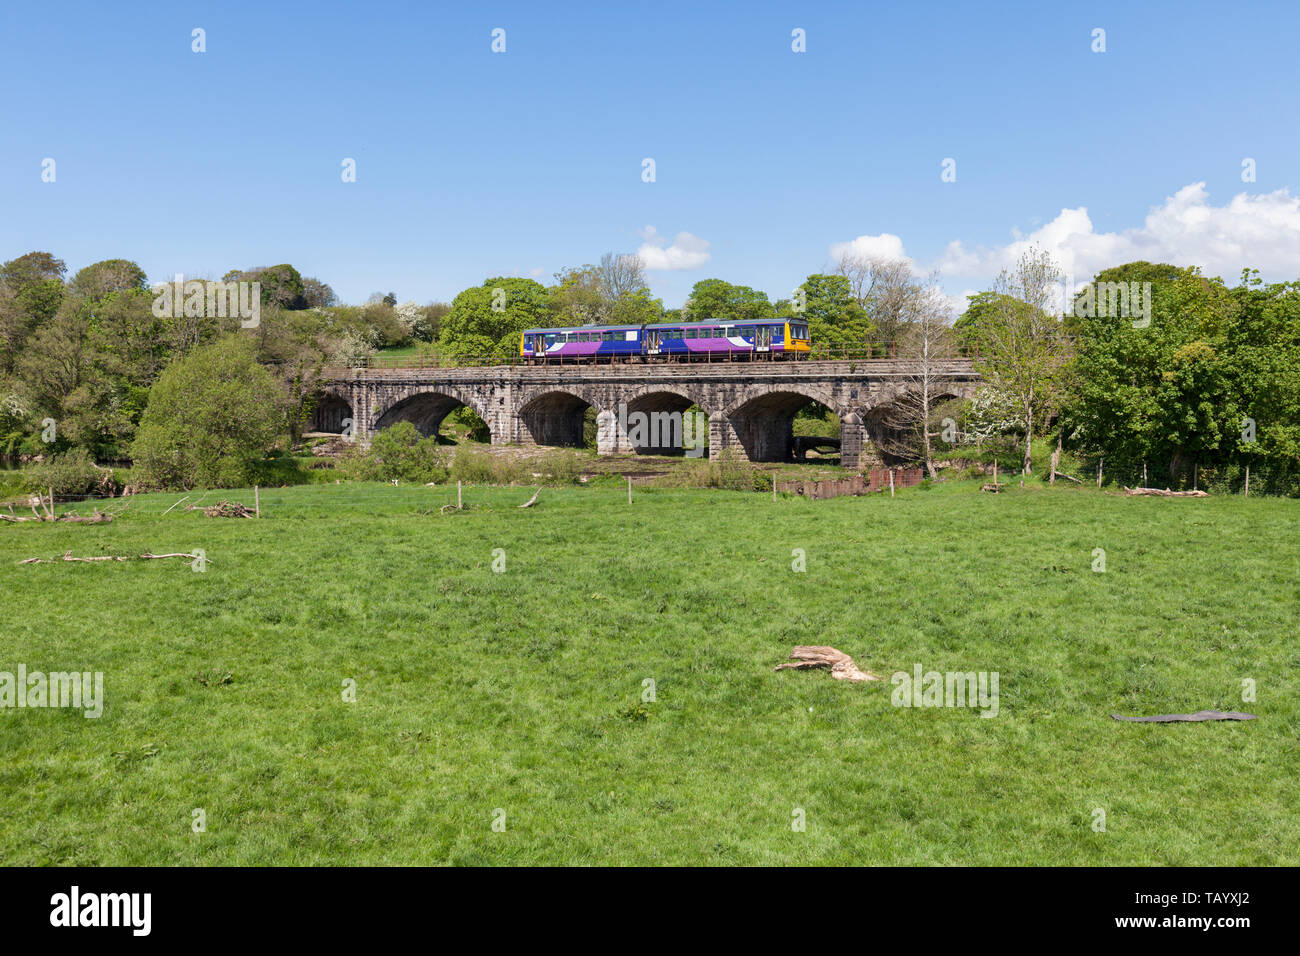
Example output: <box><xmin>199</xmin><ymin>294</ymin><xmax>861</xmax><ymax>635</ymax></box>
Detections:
<box><xmin>738</xmin><ymin>326</ymin><xmax>754</xmax><ymax>338</ymax></box>
<box><xmin>602</xmin><ymin>331</ymin><xmax>613</xmax><ymax>342</ymax></box>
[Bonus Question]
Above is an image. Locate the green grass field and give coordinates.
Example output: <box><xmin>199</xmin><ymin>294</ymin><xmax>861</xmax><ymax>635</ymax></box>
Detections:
<box><xmin>1</xmin><ymin>479</ymin><xmax>1296</xmax><ymax>865</ymax></box>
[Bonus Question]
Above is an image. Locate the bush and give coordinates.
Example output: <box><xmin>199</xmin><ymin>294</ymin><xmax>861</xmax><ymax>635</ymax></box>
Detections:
<box><xmin>130</xmin><ymin>336</ymin><xmax>287</xmax><ymax>490</ymax></box>
<box><xmin>338</xmin><ymin>422</ymin><xmax>449</xmax><ymax>484</ymax></box>
<box><xmin>657</xmin><ymin>449</ymin><xmax>770</xmax><ymax>492</ymax></box>
<box><xmin>248</xmin><ymin>452</ymin><xmax>328</xmax><ymax>487</ymax></box>
<box><xmin>22</xmin><ymin>448</ymin><xmax>114</xmax><ymax>499</ymax></box>
<box><xmin>449</xmin><ymin>445</ymin><xmax>528</xmax><ymax>484</ymax></box>
<box><xmin>532</xmin><ymin>450</ymin><xmax>585</xmax><ymax>484</ymax></box>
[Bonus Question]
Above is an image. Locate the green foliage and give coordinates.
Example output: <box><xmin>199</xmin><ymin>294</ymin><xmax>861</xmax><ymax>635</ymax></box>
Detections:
<box><xmin>444</xmin><ymin>406</ymin><xmax>491</xmax><ymax>443</ymax></box>
<box><xmin>440</xmin><ymin>278</ymin><xmax>554</xmax><ymax>361</ymax></box>
<box><xmin>20</xmin><ymin>448</ymin><xmax>111</xmax><ymax>498</ymax></box>
<box><xmin>661</xmin><ymin>448</ymin><xmax>771</xmax><ymax>491</ymax></box>
<box><xmin>796</xmin><ymin>273</ymin><xmax>872</xmax><ymax>353</ymax></box>
<box><xmin>224</xmin><ymin>264</ymin><xmax>307</xmax><ymax>310</ymax></box>
<box><xmin>344</xmin><ymin>422</ymin><xmax>450</xmax><ymax>483</ymax></box>
<box><xmin>684</xmin><ymin>278</ymin><xmax>772</xmax><ymax>322</ymax></box>
<box><xmin>1062</xmin><ymin>263</ymin><xmax>1299</xmax><ymax>492</ymax></box>
<box><xmin>69</xmin><ymin>259</ymin><xmax>148</xmax><ymax>301</ymax></box>
<box><xmin>129</xmin><ymin>336</ymin><xmax>287</xmax><ymax>489</ymax></box>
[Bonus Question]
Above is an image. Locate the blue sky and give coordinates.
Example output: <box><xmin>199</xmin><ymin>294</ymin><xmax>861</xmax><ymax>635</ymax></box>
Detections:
<box><xmin>2</xmin><ymin>0</ymin><xmax>1298</xmax><ymax>309</ymax></box>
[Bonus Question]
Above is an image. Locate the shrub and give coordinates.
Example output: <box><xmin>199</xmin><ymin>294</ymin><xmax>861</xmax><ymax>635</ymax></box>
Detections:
<box><xmin>130</xmin><ymin>336</ymin><xmax>286</xmax><ymax>490</ymax></box>
<box><xmin>449</xmin><ymin>445</ymin><xmax>499</xmax><ymax>484</ymax></box>
<box><xmin>22</xmin><ymin>448</ymin><xmax>114</xmax><ymax>499</ymax></box>
<box><xmin>533</xmin><ymin>450</ymin><xmax>584</xmax><ymax>484</ymax></box>
<box><xmin>341</xmin><ymin>422</ymin><xmax>449</xmax><ymax>484</ymax></box>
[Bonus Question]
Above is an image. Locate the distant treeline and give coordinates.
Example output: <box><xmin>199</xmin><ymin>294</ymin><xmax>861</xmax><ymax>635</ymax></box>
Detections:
<box><xmin>0</xmin><ymin>248</ymin><xmax>1296</xmax><ymax>495</ymax></box>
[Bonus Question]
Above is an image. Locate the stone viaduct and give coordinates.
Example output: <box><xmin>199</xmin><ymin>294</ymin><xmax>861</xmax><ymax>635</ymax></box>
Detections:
<box><xmin>315</xmin><ymin>360</ymin><xmax>979</xmax><ymax>469</ymax></box>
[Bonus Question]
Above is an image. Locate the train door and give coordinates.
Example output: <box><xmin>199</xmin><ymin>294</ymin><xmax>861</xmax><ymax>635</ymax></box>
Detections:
<box><xmin>754</xmin><ymin>325</ymin><xmax>771</xmax><ymax>352</ymax></box>
<box><xmin>647</xmin><ymin>328</ymin><xmax>662</xmax><ymax>355</ymax></box>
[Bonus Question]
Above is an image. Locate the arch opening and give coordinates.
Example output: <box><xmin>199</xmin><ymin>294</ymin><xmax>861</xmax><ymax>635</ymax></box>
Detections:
<box><xmin>310</xmin><ymin>393</ymin><xmax>354</xmax><ymax>434</ymax></box>
<box><xmin>726</xmin><ymin>390</ymin><xmax>839</xmax><ymax>463</ymax></box>
<box><xmin>519</xmin><ymin>390</ymin><xmax>594</xmax><ymax>448</ymax></box>
<box><xmin>374</xmin><ymin>391</ymin><xmax>486</xmax><ymax>443</ymax></box>
<box><xmin>620</xmin><ymin>391</ymin><xmax>705</xmax><ymax>456</ymax></box>
<box><xmin>859</xmin><ymin>388</ymin><xmax>967</xmax><ymax>467</ymax></box>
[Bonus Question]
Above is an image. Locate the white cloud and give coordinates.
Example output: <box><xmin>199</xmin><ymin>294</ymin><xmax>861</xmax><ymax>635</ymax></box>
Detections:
<box><xmin>831</xmin><ymin>184</ymin><xmax>1300</xmax><ymax>298</ymax></box>
<box><xmin>529</xmin><ymin>267</ymin><xmax>544</xmax><ymax>278</ymax></box>
<box><xmin>636</xmin><ymin>226</ymin><xmax>711</xmax><ymax>271</ymax></box>
<box><xmin>828</xmin><ymin>232</ymin><xmax>911</xmax><ymax>267</ymax></box>
<box><xmin>930</xmin><ymin>183</ymin><xmax>1300</xmax><ymax>283</ymax></box>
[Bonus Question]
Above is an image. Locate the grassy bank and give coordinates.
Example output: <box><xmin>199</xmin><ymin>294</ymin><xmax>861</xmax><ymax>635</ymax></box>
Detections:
<box><xmin>1</xmin><ymin>479</ymin><xmax>1296</xmax><ymax>864</ymax></box>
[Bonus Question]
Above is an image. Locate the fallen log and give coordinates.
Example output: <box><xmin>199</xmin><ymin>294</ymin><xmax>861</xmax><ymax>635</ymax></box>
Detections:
<box><xmin>775</xmin><ymin>645</ymin><xmax>881</xmax><ymax>682</ymax></box>
<box><xmin>1111</xmin><ymin>709</ymin><xmax>1255</xmax><ymax>723</ymax></box>
<box><xmin>1123</xmin><ymin>487</ymin><xmax>1209</xmax><ymax>498</ymax></box>
<box><xmin>187</xmin><ymin>500</ymin><xmax>256</xmax><ymax>518</ymax></box>
<box><xmin>1</xmin><ymin>507</ymin><xmax>121</xmax><ymax>523</ymax></box>
<box><xmin>518</xmin><ymin>487</ymin><xmax>541</xmax><ymax>509</ymax></box>
<box><xmin>19</xmin><ymin>550</ymin><xmax>207</xmax><ymax>565</ymax></box>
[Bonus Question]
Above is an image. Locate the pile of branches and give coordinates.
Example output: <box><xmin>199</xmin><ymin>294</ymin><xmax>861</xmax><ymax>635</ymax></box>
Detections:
<box><xmin>187</xmin><ymin>500</ymin><xmax>256</xmax><ymax>518</ymax></box>
<box><xmin>1123</xmin><ymin>487</ymin><xmax>1209</xmax><ymax>498</ymax></box>
<box><xmin>1</xmin><ymin>494</ymin><xmax>126</xmax><ymax>523</ymax></box>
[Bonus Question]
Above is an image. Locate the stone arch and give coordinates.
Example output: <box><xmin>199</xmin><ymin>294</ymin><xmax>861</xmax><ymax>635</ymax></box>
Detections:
<box><xmin>516</xmin><ymin>387</ymin><xmax>600</xmax><ymax>448</ymax></box>
<box><xmin>847</xmin><ymin>382</ymin><xmax>977</xmax><ymax>467</ymax></box>
<box><xmin>372</xmin><ymin>386</ymin><xmax>496</xmax><ymax>442</ymax></box>
<box><xmin>311</xmin><ymin>386</ymin><xmax>354</xmax><ymax>434</ymax></box>
<box><xmin>615</xmin><ymin>385</ymin><xmax>711</xmax><ymax>456</ymax></box>
<box><xmin>721</xmin><ymin>386</ymin><xmax>843</xmax><ymax>463</ymax></box>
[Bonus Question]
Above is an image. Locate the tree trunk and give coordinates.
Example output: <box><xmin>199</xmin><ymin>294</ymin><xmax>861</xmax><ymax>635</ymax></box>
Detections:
<box><xmin>1022</xmin><ymin>406</ymin><xmax>1034</xmax><ymax>474</ymax></box>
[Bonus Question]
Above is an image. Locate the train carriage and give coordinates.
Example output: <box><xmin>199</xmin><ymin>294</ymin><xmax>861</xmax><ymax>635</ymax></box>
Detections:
<box><xmin>521</xmin><ymin>318</ymin><xmax>810</xmax><ymax>363</ymax></box>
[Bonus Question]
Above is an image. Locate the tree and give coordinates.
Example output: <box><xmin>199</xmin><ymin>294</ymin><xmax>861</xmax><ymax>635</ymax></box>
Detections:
<box><xmin>552</xmin><ymin>264</ymin><xmax>610</xmax><ymax>325</ymax></box>
<box><xmin>553</xmin><ymin>253</ymin><xmax>656</xmax><ymax>327</ymax></box>
<box><xmin>69</xmin><ymin>259</ymin><xmax>147</xmax><ymax>301</ymax></box>
<box><xmin>971</xmin><ymin>247</ymin><xmax>1071</xmax><ymax>474</ymax></box>
<box><xmin>683</xmin><ymin>279</ymin><xmax>773</xmax><ymax>322</ymax></box>
<box><xmin>225</xmin><ymin>264</ymin><xmax>307</xmax><ymax>310</ymax></box>
<box><xmin>609</xmin><ymin>288</ymin><xmax>664</xmax><ymax>326</ymax></box>
<box><xmin>439</xmin><ymin>278</ymin><xmax>554</xmax><ymax>360</ymax></box>
<box><xmin>301</xmin><ymin>277</ymin><xmax>337</xmax><ymax>309</ymax></box>
<box><xmin>795</xmin><ymin>274</ymin><xmax>872</xmax><ymax>354</ymax></box>
<box><xmin>834</xmin><ymin>251</ymin><xmax>921</xmax><ymax>343</ymax></box>
<box><xmin>1061</xmin><ymin>262</ymin><xmax>1300</xmax><ymax>490</ymax></box>
<box><xmin>596</xmin><ymin>252</ymin><xmax>647</xmax><ymax>300</ymax></box>
<box><xmin>130</xmin><ymin>336</ymin><xmax>286</xmax><ymax>489</ymax></box>
<box><xmin>0</xmin><ymin>251</ymin><xmax>66</xmax><ymax>370</ymax></box>
<box><xmin>878</xmin><ymin>283</ymin><xmax>958</xmax><ymax>477</ymax></box>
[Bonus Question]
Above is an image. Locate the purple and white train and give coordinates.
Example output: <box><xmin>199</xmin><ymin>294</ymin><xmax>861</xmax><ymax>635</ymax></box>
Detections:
<box><xmin>520</xmin><ymin>318</ymin><xmax>811</xmax><ymax>363</ymax></box>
